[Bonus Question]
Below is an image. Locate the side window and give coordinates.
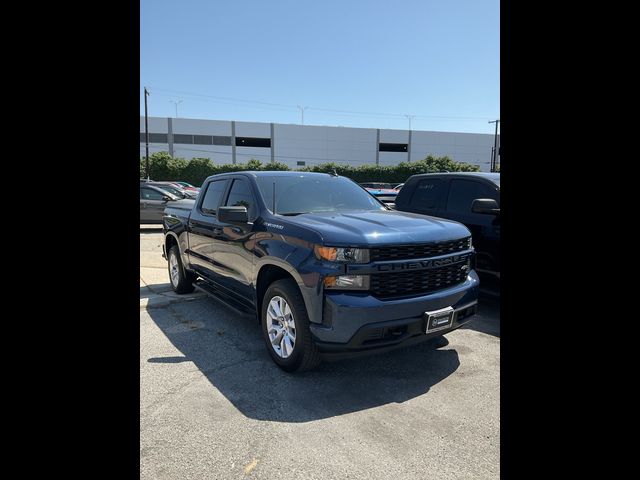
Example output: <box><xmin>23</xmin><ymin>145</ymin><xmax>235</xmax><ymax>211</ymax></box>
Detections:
<box><xmin>140</xmin><ymin>187</ymin><xmax>164</xmax><ymax>200</ymax></box>
<box><xmin>446</xmin><ymin>180</ymin><xmax>499</xmax><ymax>214</ymax></box>
<box><xmin>225</xmin><ymin>179</ymin><xmax>256</xmax><ymax>220</ymax></box>
<box><xmin>409</xmin><ymin>179</ymin><xmax>444</xmax><ymax>210</ymax></box>
<box><xmin>200</xmin><ymin>180</ymin><xmax>228</xmax><ymax>215</ymax></box>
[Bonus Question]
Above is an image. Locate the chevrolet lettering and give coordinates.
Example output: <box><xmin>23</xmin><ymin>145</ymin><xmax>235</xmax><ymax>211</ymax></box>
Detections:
<box><xmin>377</xmin><ymin>254</ymin><xmax>470</xmax><ymax>272</ymax></box>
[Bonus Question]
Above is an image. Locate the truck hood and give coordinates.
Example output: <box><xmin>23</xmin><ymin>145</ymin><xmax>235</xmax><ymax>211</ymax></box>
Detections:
<box><xmin>279</xmin><ymin>210</ymin><xmax>470</xmax><ymax>246</ymax></box>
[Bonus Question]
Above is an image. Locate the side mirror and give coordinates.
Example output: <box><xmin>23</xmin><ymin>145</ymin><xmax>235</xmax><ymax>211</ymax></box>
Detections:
<box><xmin>218</xmin><ymin>205</ymin><xmax>248</xmax><ymax>223</ymax></box>
<box><xmin>471</xmin><ymin>198</ymin><xmax>500</xmax><ymax>215</ymax></box>
<box><xmin>162</xmin><ymin>195</ymin><xmax>172</xmax><ymax>202</ymax></box>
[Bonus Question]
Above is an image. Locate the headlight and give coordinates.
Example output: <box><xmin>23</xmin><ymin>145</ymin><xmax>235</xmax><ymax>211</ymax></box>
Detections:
<box><xmin>324</xmin><ymin>275</ymin><xmax>370</xmax><ymax>290</ymax></box>
<box><xmin>314</xmin><ymin>246</ymin><xmax>370</xmax><ymax>263</ymax></box>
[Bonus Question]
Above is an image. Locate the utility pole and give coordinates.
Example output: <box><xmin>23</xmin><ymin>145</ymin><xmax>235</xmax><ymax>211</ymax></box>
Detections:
<box><xmin>169</xmin><ymin>99</ymin><xmax>183</xmax><ymax>118</ymax></box>
<box><xmin>297</xmin><ymin>105</ymin><xmax>306</xmax><ymax>125</ymax></box>
<box><xmin>489</xmin><ymin>119</ymin><xmax>500</xmax><ymax>172</ymax></box>
<box><xmin>405</xmin><ymin>114</ymin><xmax>415</xmax><ymax>130</ymax></box>
<box><xmin>406</xmin><ymin>115</ymin><xmax>415</xmax><ymax>163</ymax></box>
<box><xmin>144</xmin><ymin>87</ymin><xmax>150</xmax><ymax>180</ymax></box>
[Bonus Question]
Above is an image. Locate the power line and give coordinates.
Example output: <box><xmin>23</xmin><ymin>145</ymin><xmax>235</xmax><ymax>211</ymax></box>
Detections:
<box><xmin>145</xmin><ymin>86</ymin><xmax>496</xmax><ymax>122</ymax></box>
<box><xmin>148</xmin><ymin>87</ymin><xmax>298</xmax><ymax>109</ymax></box>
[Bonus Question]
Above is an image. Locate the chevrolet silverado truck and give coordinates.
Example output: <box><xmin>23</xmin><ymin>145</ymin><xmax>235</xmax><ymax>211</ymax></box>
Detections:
<box><xmin>162</xmin><ymin>171</ymin><xmax>479</xmax><ymax>372</ymax></box>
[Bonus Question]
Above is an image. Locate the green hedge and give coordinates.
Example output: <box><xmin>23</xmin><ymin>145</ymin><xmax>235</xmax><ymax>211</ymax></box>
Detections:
<box><xmin>140</xmin><ymin>152</ymin><xmax>479</xmax><ymax>187</ymax></box>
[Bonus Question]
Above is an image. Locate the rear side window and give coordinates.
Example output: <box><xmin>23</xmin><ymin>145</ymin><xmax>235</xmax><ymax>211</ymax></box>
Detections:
<box><xmin>225</xmin><ymin>179</ymin><xmax>256</xmax><ymax>220</ymax></box>
<box><xmin>200</xmin><ymin>180</ymin><xmax>228</xmax><ymax>215</ymax></box>
<box><xmin>409</xmin><ymin>179</ymin><xmax>445</xmax><ymax>211</ymax></box>
<box><xmin>446</xmin><ymin>179</ymin><xmax>499</xmax><ymax>214</ymax></box>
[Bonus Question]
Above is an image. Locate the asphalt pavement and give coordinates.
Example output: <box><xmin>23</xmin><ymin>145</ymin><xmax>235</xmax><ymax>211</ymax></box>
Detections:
<box><xmin>140</xmin><ymin>228</ymin><xmax>500</xmax><ymax>479</ymax></box>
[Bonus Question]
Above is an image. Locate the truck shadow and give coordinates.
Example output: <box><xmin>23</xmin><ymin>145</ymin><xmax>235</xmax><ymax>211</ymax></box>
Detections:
<box><xmin>461</xmin><ymin>295</ymin><xmax>500</xmax><ymax>337</ymax></box>
<box><xmin>145</xmin><ymin>298</ymin><xmax>460</xmax><ymax>423</ymax></box>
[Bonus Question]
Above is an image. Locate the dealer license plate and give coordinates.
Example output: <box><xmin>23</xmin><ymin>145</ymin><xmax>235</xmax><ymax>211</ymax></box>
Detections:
<box><xmin>424</xmin><ymin>306</ymin><xmax>455</xmax><ymax>333</ymax></box>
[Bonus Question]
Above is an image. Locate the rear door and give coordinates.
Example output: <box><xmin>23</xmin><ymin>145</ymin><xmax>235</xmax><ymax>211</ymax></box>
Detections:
<box><xmin>140</xmin><ymin>186</ymin><xmax>168</xmax><ymax>223</ymax></box>
<box><xmin>186</xmin><ymin>179</ymin><xmax>229</xmax><ymax>279</ymax></box>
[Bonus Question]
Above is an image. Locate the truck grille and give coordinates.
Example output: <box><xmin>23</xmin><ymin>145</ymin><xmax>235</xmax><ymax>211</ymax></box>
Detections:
<box><xmin>370</xmin><ymin>237</ymin><xmax>471</xmax><ymax>262</ymax></box>
<box><xmin>370</xmin><ymin>261</ymin><xmax>469</xmax><ymax>299</ymax></box>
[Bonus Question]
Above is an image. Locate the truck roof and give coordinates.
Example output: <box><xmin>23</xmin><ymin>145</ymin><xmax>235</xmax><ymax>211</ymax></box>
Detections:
<box><xmin>204</xmin><ymin>171</ymin><xmax>342</xmax><ymax>181</ymax></box>
<box><xmin>409</xmin><ymin>171</ymin><xmax>500</xmax><ymax>186</ymax></box>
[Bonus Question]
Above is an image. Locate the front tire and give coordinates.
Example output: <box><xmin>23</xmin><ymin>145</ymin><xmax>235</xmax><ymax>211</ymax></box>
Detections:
<box><xmin>261</xmin><ymin>279</ymin><xmax>321</xmax><ymax>372</ymax></box>
<box><xmin>168</xmin><ymin>245</ymin><xmax>196</xmax><ymax>294</ymax></box>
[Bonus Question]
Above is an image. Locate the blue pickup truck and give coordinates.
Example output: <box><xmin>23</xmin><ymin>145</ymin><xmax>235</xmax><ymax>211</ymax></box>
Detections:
<box><xmin>163</xmin><ymin>171</ymin><xmax>479</xmax><ymax>372</ymax></box>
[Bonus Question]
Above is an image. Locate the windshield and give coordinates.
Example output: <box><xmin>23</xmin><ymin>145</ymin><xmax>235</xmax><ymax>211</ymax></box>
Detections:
<box><xmin>154</xmin><ymin>185</ymin><xmax>183</xmax><ymax>197</ymax></box>
<box><xmin>256</xmin><ymin>175</ymin><xmax>387</xmax><ymax>215</ymax></box>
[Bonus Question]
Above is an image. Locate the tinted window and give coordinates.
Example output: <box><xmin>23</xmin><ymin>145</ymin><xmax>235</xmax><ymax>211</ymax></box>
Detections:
<box><xmin>409</xmin><ymin>179</ymin><xmax>444</xmax><ymax>210</ymax></box>
<box><xmin>446</xmin><ymin>179</ymin><xmax>499</xmax><ymax>214</ymax></box>
<box><xmin>149</xmin><ymin>133</ymin><xmax>168</xmax><ymax>143</ymax></box>
<box><xmin>173</xmin><ymin>134</ymin><xmax>193</xmax><ymax>144</ymax></box>
<box><xmin>212</xmin><ymin>136</ymin><xmax>232</xmax><ymax>146</ymax></box>
<box><xmin>235</xmin><ymin>137</ymin><xmax>271</xmax><ymax>148</ymax></box>
<box><xmin>225</xmin><ymin>179</ymin><xmax>256</xmax><ymax>219</ymax></box>
<box><xmin>140</xmin><ymin>187</ymin><xmax>164</xmax><ymax>200</ymax></box>
<box><xmin>379</xmin><ymin>143</ymin><xmax>407</xmax><ymax>152</ymax></box>
<box><xmin>194</xmin><ymin>135</ymin><xmax>213</xmax><ymax>145</ymax></box>
<box><xmin>200</xmin><ymin>180</ymin><xmax>228</xmax><ymax>215</ymax></box>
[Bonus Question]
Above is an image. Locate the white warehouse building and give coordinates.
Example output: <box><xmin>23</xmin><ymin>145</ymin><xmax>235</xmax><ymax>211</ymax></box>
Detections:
<box><xmin>140</xmin><ymin>116</ymin><xmax>499</xmax><ymax>172</ymax></box>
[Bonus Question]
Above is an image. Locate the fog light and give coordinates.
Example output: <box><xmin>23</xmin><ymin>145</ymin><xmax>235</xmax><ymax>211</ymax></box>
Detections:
<box><xmin>324</xmin><ymin>275</ymin><xmax>369</xmax><ymax>290</ymax></box>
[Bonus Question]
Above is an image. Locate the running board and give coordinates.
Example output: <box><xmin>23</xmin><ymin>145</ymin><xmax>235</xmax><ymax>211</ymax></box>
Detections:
<box><xmin>193</xmin><ymin>279</ymin><xmax>255</xmax><ymax>317</ymax></box>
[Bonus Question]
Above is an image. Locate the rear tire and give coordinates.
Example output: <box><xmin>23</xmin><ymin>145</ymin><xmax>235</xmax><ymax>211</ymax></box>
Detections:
<box><xmin>261</xmin><ymin>279</ymin><xmax>321</xmax><ymax>372</ymax></box>
<box><xmin>168</xmin><ymin>245</ymin><xmax>196</xmax><ymax>294</ymax></box>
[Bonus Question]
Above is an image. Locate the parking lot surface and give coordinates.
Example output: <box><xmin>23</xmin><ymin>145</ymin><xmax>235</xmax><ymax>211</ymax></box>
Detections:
<box><xmin>140</xmin><ymin>228</ymin><xmax>500</xmax><ymax>479</ymax></box>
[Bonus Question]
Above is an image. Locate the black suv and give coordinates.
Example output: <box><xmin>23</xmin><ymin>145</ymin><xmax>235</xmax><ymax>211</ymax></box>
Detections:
<box><xmin>394</xmin><ymin>172</ymin><xmax>500</xmax><ymax>279</ymax></box>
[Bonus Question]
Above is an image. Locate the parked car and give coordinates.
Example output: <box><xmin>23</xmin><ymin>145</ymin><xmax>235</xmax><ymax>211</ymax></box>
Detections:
<box><xmin>162</xmin><ymin>171</ymin><xmax>478</xmax><ymax>371</ymax></box>
<box><xmin>358</xmin><ymin>182</ymin><xmax>398</xmax><ymax>205</ymax></box>
<box><xmin>149</xmin><ymin>181</ymin><xmax>198</xmax><ymax>199</ymax></box>
<box><xmin>359</xmin><ymin>182</ymin><xmax>393</xmax><ymax>189</ymax></box>
<box><xmin>367</xmin><ymin>189</ymin><xmax>398</xmax><ymax>207</ymax></box>
<box><xmin>172</xmin><ymin>181</ymin><xmax>200</xmax><ymax>192</ymax></box>
<box><xmin>394</xmin><ymin>183</ymin><xmax>405</xmax><ymax>191</ymax></box>
<box><xmin>394</xmin><ymin>172</ymin><xmax>500</xmax><ymax>279</ymax></box>
<box><xmin>140</xmin><ymin>184</ymin><xmax>182</xmax><ymax>223</ymax></box>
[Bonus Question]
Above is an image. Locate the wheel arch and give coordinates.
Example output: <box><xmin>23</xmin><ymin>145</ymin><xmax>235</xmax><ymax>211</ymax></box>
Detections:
<box><xmin>255</xmin><ymin>259</ymin><xmax>321</xmax><ymax>326</ymax></box>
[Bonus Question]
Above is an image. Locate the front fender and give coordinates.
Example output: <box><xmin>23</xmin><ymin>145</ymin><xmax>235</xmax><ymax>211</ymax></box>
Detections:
<box><xmin>254</xmin><ymin>256</ymin><xmax>326</xmax><ymax>325</ymax></box>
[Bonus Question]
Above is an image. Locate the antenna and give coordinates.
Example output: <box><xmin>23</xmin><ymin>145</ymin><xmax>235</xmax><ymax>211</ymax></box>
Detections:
<box><xmin>331</xmin><ymin>169</ymin><xmax>338</xmax><ymax>177</ymax></box>
<box><xmin>272</xmin><ymin>181</ymin><xmax>276</xmax><ymax>214</ymax></box>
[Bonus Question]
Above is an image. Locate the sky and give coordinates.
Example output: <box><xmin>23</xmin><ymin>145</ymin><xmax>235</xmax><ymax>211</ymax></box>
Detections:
<box><xmin>140</xmin><ymin>0</ymin><xmax>499</xmax><ymax>134</ymax></box>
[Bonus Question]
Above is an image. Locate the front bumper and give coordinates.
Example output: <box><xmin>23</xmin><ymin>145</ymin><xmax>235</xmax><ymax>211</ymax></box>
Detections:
<box><xmin>310</xmin><ymin>271</ymin><xmax>479</xmax><ymax>358</ymax></box>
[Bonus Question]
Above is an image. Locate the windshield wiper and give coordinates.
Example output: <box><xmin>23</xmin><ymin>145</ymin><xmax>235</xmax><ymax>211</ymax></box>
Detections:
<box><xmin>279</xmin><ymin>212</ymin><xmax>310</xmax><ymax>216</ymax></box>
